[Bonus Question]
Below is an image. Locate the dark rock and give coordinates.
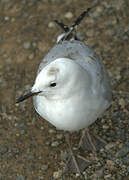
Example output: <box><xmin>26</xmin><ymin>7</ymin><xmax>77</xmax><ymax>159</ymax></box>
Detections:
<box><xmin>1</xmin><ymin>147</ymin><xmax>8</xmax><ymax>154</ymax></box>
<box><xmin>117</xmin><ymin>145</ymin><xmax>129</xmax><ymax>158</ymax></box>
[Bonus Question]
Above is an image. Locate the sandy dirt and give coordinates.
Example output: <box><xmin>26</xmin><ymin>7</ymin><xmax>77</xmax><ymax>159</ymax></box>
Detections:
<box><xmin>0</xmin><ymin>0</ymin><xmax>129</xmax><ymax>179</ymax></box>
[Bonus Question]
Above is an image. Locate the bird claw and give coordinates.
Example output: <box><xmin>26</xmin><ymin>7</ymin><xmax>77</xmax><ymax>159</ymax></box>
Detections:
<box><xmin>79</xmin><ymin>129</ymin><xmax>107</xmax><ymax>152</ymax></box>
<box><xmin>64</xmin><ymin>153</ymin><xmax>91</xmax><ymax>175</ymax></box>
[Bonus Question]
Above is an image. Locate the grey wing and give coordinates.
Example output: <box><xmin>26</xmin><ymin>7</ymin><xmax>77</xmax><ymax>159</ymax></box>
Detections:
<box><xmin>37</xmin><ymin>40</ymin><xmax>112</xmax><ymax>106</ymax></box>
<box><xmin>37</xmin><ymin>40</ymin><xmax>93</xmax><ymax>74</ymax></box>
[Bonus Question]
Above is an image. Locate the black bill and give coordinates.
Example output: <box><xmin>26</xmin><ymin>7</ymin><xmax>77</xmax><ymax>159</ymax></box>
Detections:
<box><xmin>16</xmin><ymin>90</ymin><xmax>41</xmax><ymax>103</ymax></box>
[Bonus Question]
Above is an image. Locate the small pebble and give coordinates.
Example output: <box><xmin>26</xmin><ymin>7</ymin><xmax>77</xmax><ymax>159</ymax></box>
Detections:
<box><xmin>60</xmin><ymin>151</ymin><xmax>68</xmax><ymax>160</ymax></box>
<box><xmin>0</xmin><ymin>78</ymin><xmax>5</xmax><ymax>84</ymax></box>
<box><xmin>65</xmin><ymin>12</ymin><xmax>73</xmax><ymax>19</ymax></box>
<box><xmin>102</xmin><ymin>2</ymin><xmax>111</xmax><ymax>8</ymax></box>
<box><xmin>120</xmin><ymin>157</ymin><xmax>129</xmax><ymax>164</ymax></box>
<box><xmin>51</xmin><ymin>141</ymin><xmax>59</xmax><ymax>147</ymax></box>
<box><xmin>4</xmin><ymin>16</ymin><xmax>10</xmax><ymax>21</ymax></box>
<box><xmin>104</xmin><ymin>174</ymin><xmax>112</xmax><ymax>178</ymax></box>
<box><xmin>3</xmin><ymin>53</ymin><xmax>8</xmax><ymax>58</ymax></box>
<box><xmin>23</xmin><ymin>12</ymin><xmax>29</xmax><ymax>18</ymax></box>
<box><xmin>40</xmin><ymin>126</ymin><xmax>44</xmax><ymax>130</ymax></box>
<box><xmin>23</xmin><ymin>42</ymin><xmax>31</xmax><ymax>50</ymax></box>
<box><xmin>38</xmin><ymin>156</ymin><xmax>42</xmax><ymax>160</ymax></box>
<box><xmin>25</xmin><ymin>84</ymin><xmax>31</xmax><ymax>90</ymax></box>
<box><xmin>103</xmin><ymin>125</ymin><xmax>109</xmax><ymax>129</ymax></box>
<box><xmin>49</xmin><ymin>129</ymin><xmax>55</xmax><ymax>134</ymax></box>
<box><xmin>15</xmin><ymin>175</ymin><xmax>26</xmax><ymax>180</ymax></box>
<box><xmin>17</xmin><ymin>38</ymin><xmax>22</xmax><ymax>44</ymax></box>
<box><xmin>48</xmin><ymin>22</ymin><xmax>55</xmax><ymax>28</ymax></box>
<box><xmin>41</xmin><ymin>164</ymin><xmax>48</xmax><ymax>171</ymax></box>
<box><xmin>16</xmin><ymin>133</ymin><xmax>20</xmax><ymax>137</ymax></box>
<box><xmin>0</xmin><ymin>133</ymin><xmax>3</xmax><ymax>136</ymax></box>
<box><xmin>105</xmin><ymin>143</ymin><xmax>115</xmax><ymax>150</ymax></box>
<box><xmin>38</xmin><ymin>41</ymin><xmax>44</xmax><ymax>52</ymax></box>
<box><xmin>91</xmin><ymin>6</ymin><xmax>104</xmax><ymax>18</ymax></box>
<box><xmin>117</xmin><ymin>145</ymin><xmax>129</xmax><ymax>158</ymax></box>
<box><xmin>6</xmin><ymin>58</ymin><xmax>11</xmax><ymax>64</ymax></box>
<box><xmin>32</xmin><ymin>42</ymin><xmax>37</xmax><ymax>47</ymax></box>
<box><xmin>20</xmin><ymin>129</ymin><xmax>26</xmax><ymax>135</ymax></box>
<box><xmin>53</xmin><ymin>170</ymin><xmax>62</xmax><ymax>179</ymax></box>
<box><xmin>28</xmin><ymin>53</ymin><xmax>34</xmax><ymax>60</ymax></box>
<box><xmin>119</xmin><ymin>98</ymin><xmax>126</xmax><ymax>109</ymax></box>
<box><xmin>1</xmin><ymin>147</ymin><xmax>8</xmax><ymax>154</ymax></box>
<box><xmin>38</xmin><ymin>176</ymin><xmax>44</xmax><ymax>180</ymax></box>
<box><xmin>93</xmin><ymin>168</ymin><xmax>104</xmax><ymax>178</ymax></box>
<box><xmin>45</xmin><ymin>141</ymin><xmax>50</xmax><ymax>146</ymax></box>
<box><xmin>86</xmin><ymin>29</ymin><xmax>94</xmax><ymax>37</ymax></box>
<box><xmin>27</xmin><ymin>155</ymin><xmax>35</xmax><ymax>162</ymax></box>
<box><xmin>106</xmin><ymin>160</ymin><xmax>115</xmax><ymax>170</ymax></box>
<box><xmin>11</xmin><ymin>17</ymin><xmax>15</xmax><ymax>22</ymax></box>
<box><xmin>56</xmin><ymin>134</ymin><xmax>63</xmax><ymax>140</ymax></box>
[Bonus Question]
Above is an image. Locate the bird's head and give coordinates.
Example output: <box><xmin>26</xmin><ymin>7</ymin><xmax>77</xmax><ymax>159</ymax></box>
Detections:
<box><xmin>16</xmin><ymin>58</ymin><xmax>90</xmax><ymax>103</ymax></box>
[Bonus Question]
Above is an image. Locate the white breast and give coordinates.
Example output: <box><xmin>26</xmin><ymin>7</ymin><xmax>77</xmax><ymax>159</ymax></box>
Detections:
<box><xmin>33</xmin><ymin>87</ymin><xmax>109</xmax><ymax>131</ymax></box>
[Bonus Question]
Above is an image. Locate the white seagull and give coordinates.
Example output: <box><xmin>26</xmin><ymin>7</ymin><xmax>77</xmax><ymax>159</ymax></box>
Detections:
<box><xmin>16</xmin><ymin>9</ymin><xmax>112</xmax><ymax>175</ymax></box>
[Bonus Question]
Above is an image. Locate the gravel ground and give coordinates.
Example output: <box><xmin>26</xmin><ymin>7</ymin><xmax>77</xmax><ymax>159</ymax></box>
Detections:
<box><xmin>0</xmin><ymin>0</ymin><xmax>129</xmax><ymax>179</ymax></box>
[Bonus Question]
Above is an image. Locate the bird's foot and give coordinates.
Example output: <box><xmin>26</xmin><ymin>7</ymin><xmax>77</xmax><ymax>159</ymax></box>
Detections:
<box><xmin>64</xmin><ymin>153</ymin><xmax>91</xmax><ymax>176</ymax></box>
<box><xmin>78</xmin><ymin>129</ymin><xmax>106</xmax><ymax>152</ymax></box>
<box><xmin>63</xmin><ymin>133</ymin><xmax>91</xmax><ymax>178</ymax></box>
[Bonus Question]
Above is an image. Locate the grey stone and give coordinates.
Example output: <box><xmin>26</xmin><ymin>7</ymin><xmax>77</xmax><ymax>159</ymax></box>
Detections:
<box><xmin>20</xmin><ymin>129</ymin><xmax>26</xmax><ymax>135</ymax></box>
<box><xmin>51</xmin><ymin>141</ymin><xmax>59</xmax><ymax>147</ymax></box>
<box><xmin>120</xmin><ymin>157</ymin><xmax>129</xmax><ymax>164</ymax></box>
<box><xmin>23</xmin><ymin>42</ymin><xmax>31</xmax><ymax>49</ymax></box>
<box><xmin>65</xmin><ymin>12</ymin><xmax>73</xmax><ymax>19</ymax></box>
<box><xmin>41</xmin><ymin>164</ymin><xmax>48</xmax><ymax>171</ymax></box>
<box><xmin>1</xmin><ymin>147</ymin><xmax>8</xmax><ymax>154</ymax></box>
<box><xmin>127</xmin><ymin>166</ymin><xmax>129</xmax><ymax>172</ymax></box>
<box><xmin>15</xmin><ymin>176</ymin><xmax>26</xmax><ymax>180</ymax></box>
<box><xmin>117</xmin><ymin>145</ymin><xmax>129</xmax><ymax>158</ymax></box>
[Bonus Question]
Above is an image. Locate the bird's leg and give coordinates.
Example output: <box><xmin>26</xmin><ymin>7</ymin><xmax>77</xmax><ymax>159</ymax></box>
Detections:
<box><xmin>85</xmin><ymin>128</ymin><xmax>96</xmax><ymax>152</ymax></box>
<box><xmin>78</xmin><ymin>128</ymin><xmax>95</xmax><ymax>152</ymax></box>
<box><xmin>64</xmin><ymin>133</ymin><xmax>90</xmax><ymax>175</ymax></box>
<box><xmin>78</xmin><ymin>128</ymin><xmax>106</xmax><ymax>152</ymax></box>
<box><xmin>65</xmin><ymin>133</ymin><xmax>81</xmax><ymax>174</ymax></box>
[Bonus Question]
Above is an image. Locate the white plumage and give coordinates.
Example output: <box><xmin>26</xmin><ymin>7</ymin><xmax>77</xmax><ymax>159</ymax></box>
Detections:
<box><xmin>32</xmin><ymin>40</ymin><xmax>111</xmax><ymax>131</ymax></box>
<box><xmin>16</xmin><ymin>9</ymin><xmax>112</xmax><ymax>174</ymax></box>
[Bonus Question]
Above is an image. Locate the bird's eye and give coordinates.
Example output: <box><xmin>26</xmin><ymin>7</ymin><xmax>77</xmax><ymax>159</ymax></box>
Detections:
<box><xmin>50</xmin><ymin>82</ymin><xmax>57</xmax><ymax>87</ymax></box>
